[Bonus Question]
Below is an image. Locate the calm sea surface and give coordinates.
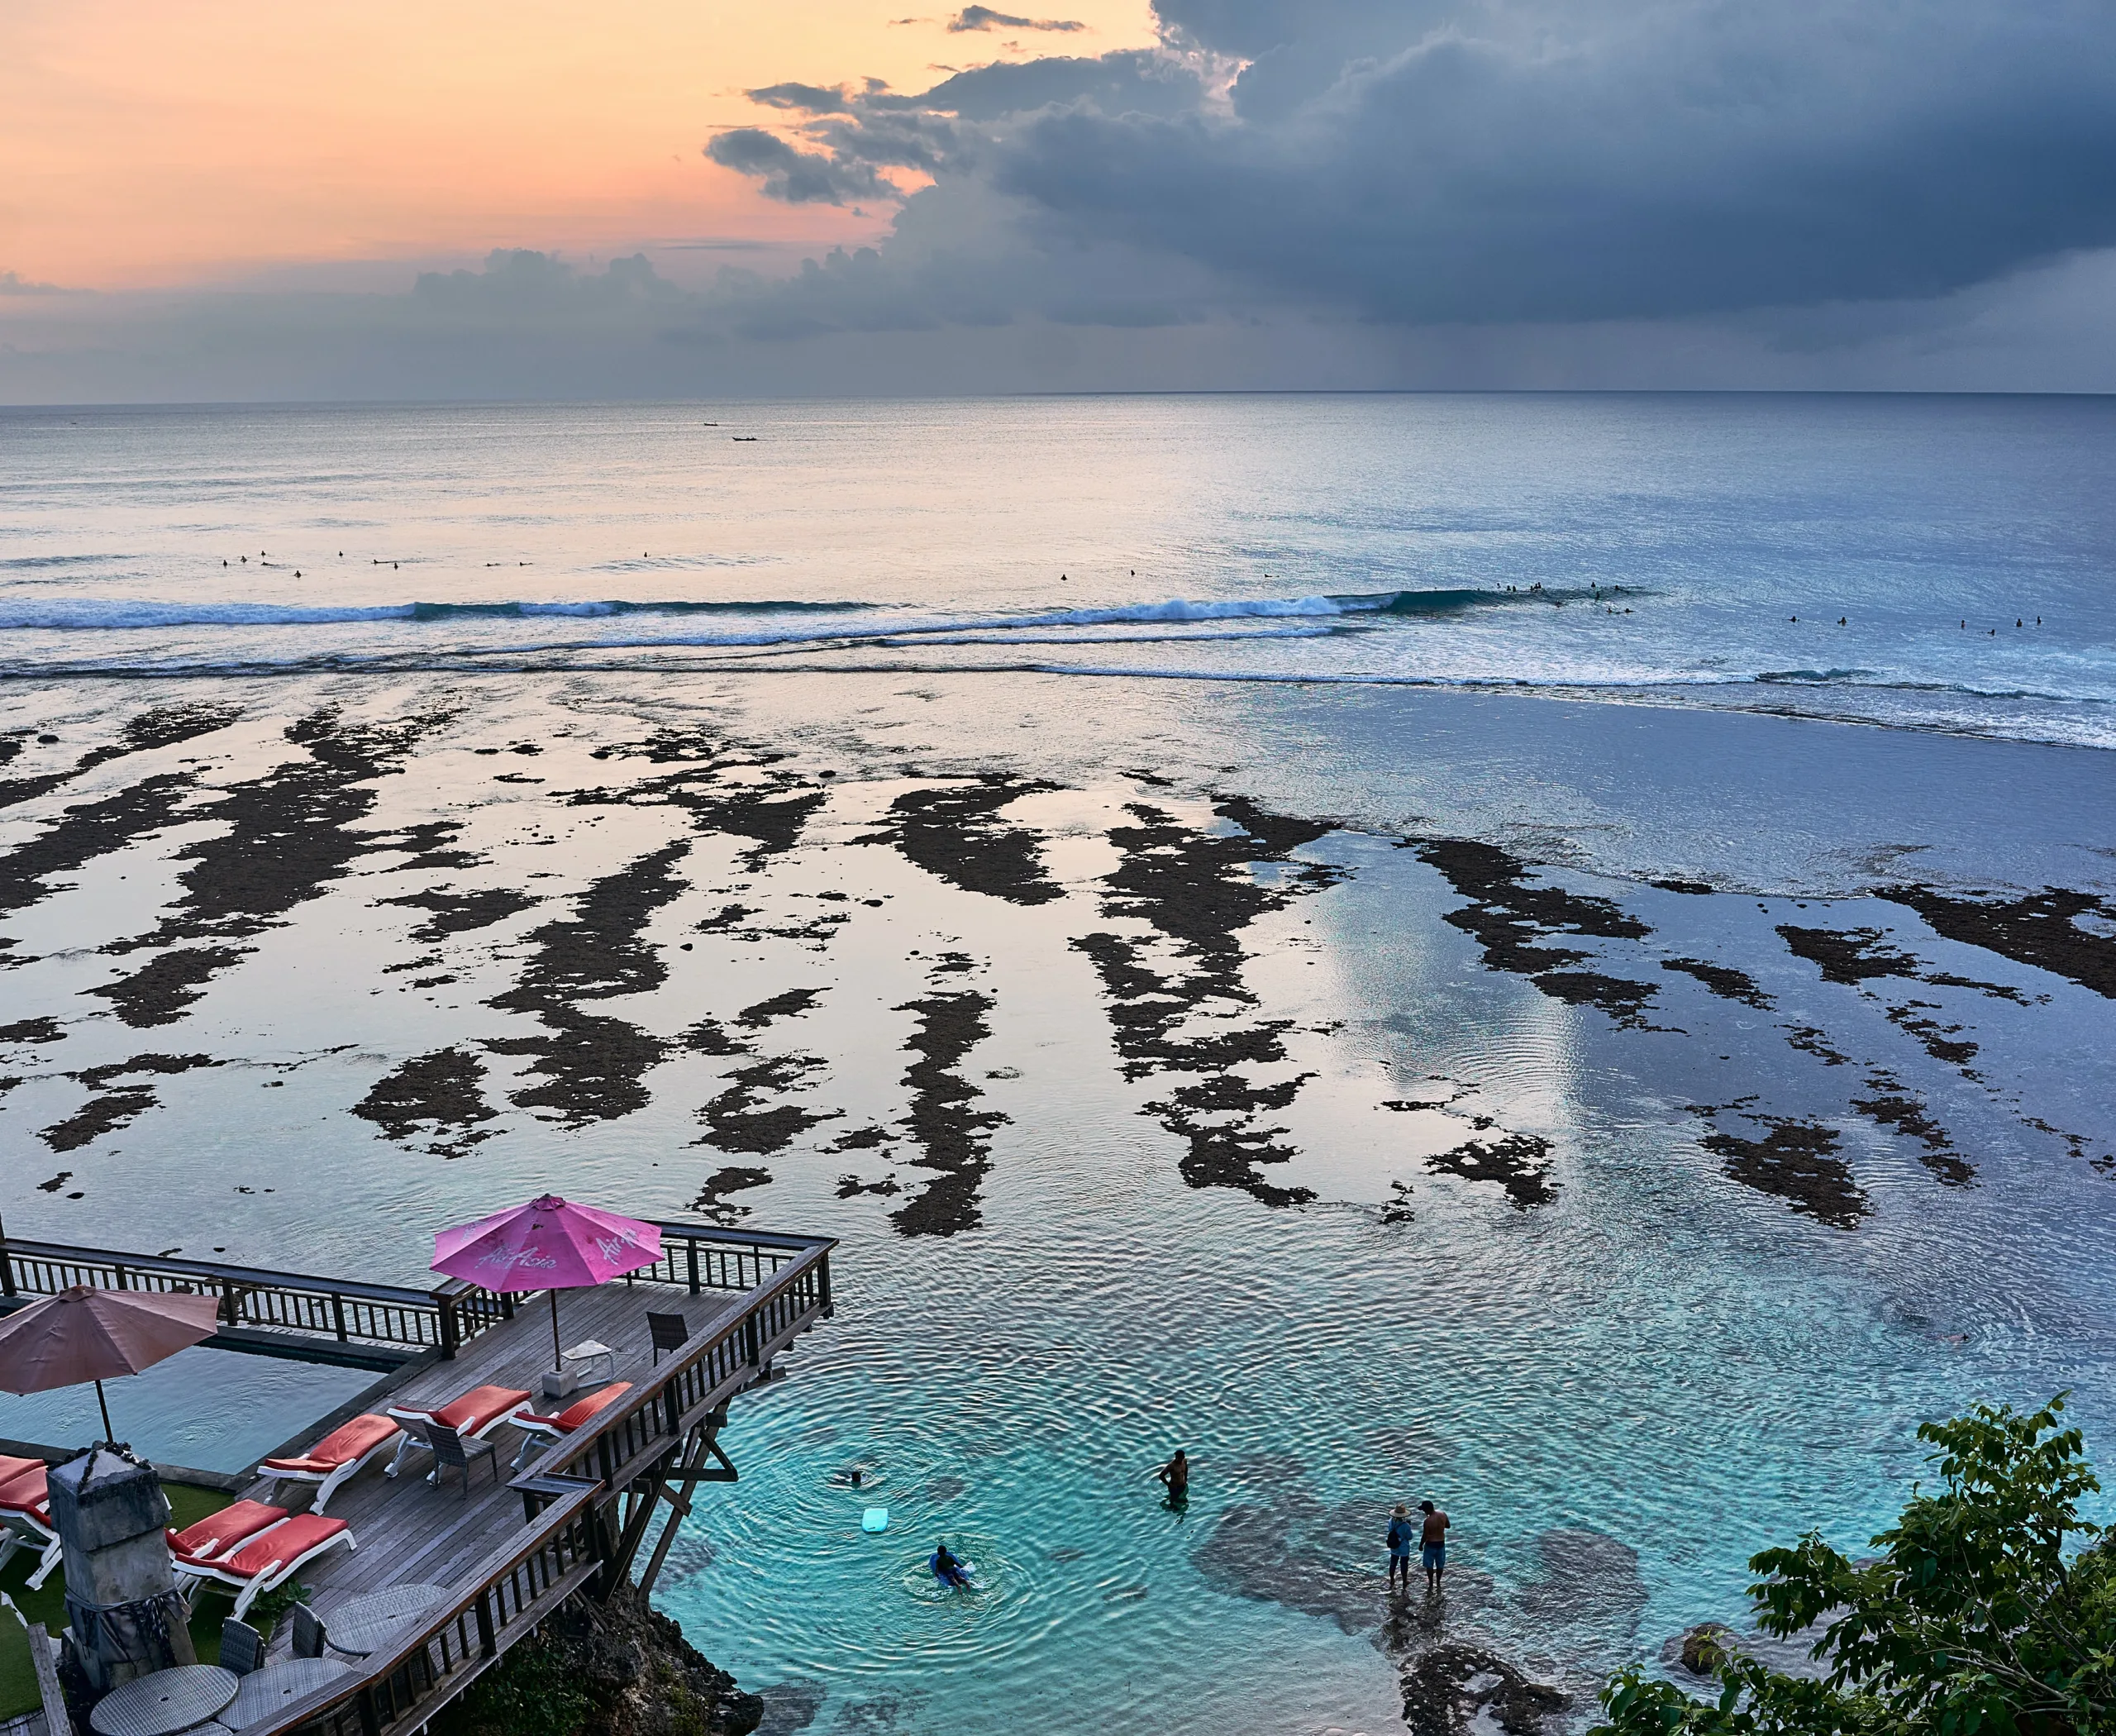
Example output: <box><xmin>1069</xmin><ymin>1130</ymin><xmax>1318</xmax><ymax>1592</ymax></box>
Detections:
<box><xmin>2</xmin><ymin>396</ymin><xmax>2112</xmax><ymax>1736</ymax></box>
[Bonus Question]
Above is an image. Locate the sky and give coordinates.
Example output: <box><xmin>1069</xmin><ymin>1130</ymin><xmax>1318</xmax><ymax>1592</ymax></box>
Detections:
<box><xmin>5</xmin><ymin>0</ymin><xmax>2116</xmax><ymax>399</ymax></box>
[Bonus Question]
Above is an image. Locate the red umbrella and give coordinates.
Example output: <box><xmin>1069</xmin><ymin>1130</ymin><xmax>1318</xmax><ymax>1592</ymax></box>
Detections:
<box><xmin>0</xmin><ymin>1285</ymin><xmax>222</xmax><ymax>1441</ymax></box>
<box><xmin>432</xmin><ymin>1195</ymin><xmax>662</xmax><ymax>1372</ymax></box>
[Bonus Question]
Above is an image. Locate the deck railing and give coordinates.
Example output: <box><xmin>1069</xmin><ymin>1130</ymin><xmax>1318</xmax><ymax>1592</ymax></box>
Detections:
<box><xmin>241</xmin><ymin>1477</ymin><xmax>607</xmax><ymax>1736</ymax></box>
<box><xmin>544</xmin><ymin>1231</ymin><xmax>832</xmax><ymax>1495</ymax></box>
<box><xmin>0</xmin><ymin>1224</ymin><xmax>831</xmax><ymax>1367</ymax></box>
<box><xmin>0</xmin><ymin>1238</ymin><xmax>509</xmax><ymax>1362</ymax></box>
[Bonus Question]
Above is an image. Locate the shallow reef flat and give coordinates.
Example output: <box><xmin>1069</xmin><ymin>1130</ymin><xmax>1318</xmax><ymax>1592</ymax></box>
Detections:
<box><xmin>2</xmin><ymin>670</ymin><xmax>2113</xmax><ymax>1734</ymax></box>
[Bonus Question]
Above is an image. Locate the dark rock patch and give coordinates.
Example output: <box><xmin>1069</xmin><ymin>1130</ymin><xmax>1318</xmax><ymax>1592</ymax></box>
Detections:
<box><xmin>1065</xmin><ymin>799</ymin><xmax>1348</xmax><ymax>1207</ymax></box>
<box><xmin>889</xmin><ymin>987</ymin><xmax>1005</xmax><ymax>1237</ymax></box>
<box><xmin>1692</xmin><ymin>1109</ymin><xmax>1866</xmax><ymax>1228</ymax></box>
<box><xmin>1849</xmin><ymin>1075</ymin><xmax>1972</xmax><ymax>1185</ymax></box>
<box><xmin>1782</xmin><ymin>1024</ymin><xmax>1852</xmax><ymax>1066</ymax></box>
<box><xmin>692</xmin><ymin>1164</ymin><xmax>772</xmax><ymax>1222</ymax></box>
<box><xmin>1192</xmin><ymin>1492</ymin><xmax>1385</xmax><ymax>1637</ymax></box>
<box><xmin>0</xmin><ymin>704</ymin><xmax>239</xmax><ymax>812</ymax></box>
<box><xmin>39</xmin><ymin>1088</ymin><xmax>158</xmax><ymax>1152</ymax></box>
<box><xmin>835</xmin><ymin>1173</ymin><xmax>900</xmax><ymax>1198</ymax></box>
<box><xmin>570</xmin><ymin>754</ymin><xmax>824</xmax><ymax>870</ymax></box>
<box><xmin>484</xmin><ymin>842</ymin><xmax>690</xmax><ymax>1123</ymax></box>
<box><xmin>679</xmin><ymin>1018</ymin><xmax>747</xmax><ymax>1056</ymax></box>
<box><xmin>1777</xmin><ymin>925</ymin><xmax>1918</xmax><ymax>985</ymax></box>
<box><xmin>85</xmin><ymin>945</ymin><xmax>250</xmax><ymax>1027</ymax></box>
<box><xmin>0</xmin><ymin>771</ymin><xmax>202</xmax><ymax>926</ymax></box>
<box><xmin>1418</xmin><ymin>840</ymin><xmax>1661</xmax><ymax>1025</ymax></box>
<box><xmin>71</xmin><ymin>1052</ymin><xmax>218</xmax><ymax>1088</ymax></box>
<box><xmin>1427</xmin><ymin>1133</ymin><xmax>1556</xmax><ymax>1209</ymax></box>
<box><xmin>696</xmin><ymin>1054</ymin><xmax>835</xmax><ymax>1156</ymax></box>
<box><xmin>352</xmin><ymin>1047</ymin><xmax>498</xmax><ymax>1156</ymax></box>
<box><xmin>827</xmin><ymin>1126</ymin><xmax>893</xmax><ymax>1152</ymax></box>
<box><xmin>379</xmin><ymin>886</ymin><xmax>540</xmax><ymax>941</ymax></box>
<box><xmin>1512</xmin><ymin>1528</ymin><xmax>1649</xmax><ymax>1640</ymax></box>
<box><xmin>435</xmin><ymin>1587</ymin><xmax>760</xmax><ymax>1736</ymax></box>
<box><xmin>1399</xmin><ymin>1643</ymin><xmax>1570</xmax><ymax>1736</ymax></box>
<box><xmin>752</xmin><ymin>1681</ymin><xmax>826</xmax><ymax>1736</ymax></box>
<box><xmin>487</xmin><ymin>1011</ymin><xmax>669</xmax><ymax>1127</ymax></box>
<box><xmin>866</xmin><ymin>776</ymin><xmax>1062</xmax><ymax>904</ymax></box>
<box><xmin>37</xmin><ymin>1171</ymin><xmax>72</xmax><ymax>1192</ymax></box>
<box><xmin>1661</xmin><ymin>956</ymin><xmax>1773</xmax><ymax>1009</ymax></box>
<box><xmin>735</xmin><ymin>989</ymin><xmax>825</xmax><ymax>1028</ymax></box>
<box><xmin>1879</xmin><ymin>884</ymin><xmax>2116</xmax><ymax>999</ymax></box>
<box><xmin>0</xmin><ymin>1017</ymin><xmax>64</xmax><ymax>1046</ymax></box>
<box><xmin>88</xmin><ymin>708</ymin><xmax>452</xmax><ymax>1018</ymax></box>
<box><xmin>1651</xmin><ymin>878</ymin><xmax>1715</xmax><ymax>894</ymax></box>
<box><xmin>1883</xmin><ymin>1001</ymin><xmax>1979</xmax><ymax>1066</ymax></box>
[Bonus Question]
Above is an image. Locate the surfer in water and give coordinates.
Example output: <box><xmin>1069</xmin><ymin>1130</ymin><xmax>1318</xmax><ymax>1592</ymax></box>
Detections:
<box><xmin>931</xmin><ymin>1540</ymin><xmax>971</xmax><ymax>1589</ymax></box>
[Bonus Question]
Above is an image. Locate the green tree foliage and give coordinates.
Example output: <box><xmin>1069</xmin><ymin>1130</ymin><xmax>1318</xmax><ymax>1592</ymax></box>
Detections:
<box><xmin>1594</xmin><ymin>1397</ymin><xmax>2116</xmax><ymax>1736</ymax></box>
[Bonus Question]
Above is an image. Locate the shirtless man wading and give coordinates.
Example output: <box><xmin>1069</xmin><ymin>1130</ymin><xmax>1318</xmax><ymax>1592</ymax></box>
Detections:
<box><xmin>1418</xmin><ymin>1499</ymin><xmax>1450</xmax><ymax>1592</ymax></box>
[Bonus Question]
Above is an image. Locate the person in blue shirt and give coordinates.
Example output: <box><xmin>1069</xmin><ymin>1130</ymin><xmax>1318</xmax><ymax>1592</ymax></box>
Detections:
<box><xmin>1385</xmin><ymin>1504</ymin><xmax>1416</xmax><ymax>1591</ymax></box>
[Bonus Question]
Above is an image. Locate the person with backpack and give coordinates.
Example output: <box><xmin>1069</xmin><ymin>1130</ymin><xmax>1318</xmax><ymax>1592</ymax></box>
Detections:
<box><xmin>1385</xmin><ymin>1504</ymin><xmax>1417</xmax><ymax>1591</ymax></box>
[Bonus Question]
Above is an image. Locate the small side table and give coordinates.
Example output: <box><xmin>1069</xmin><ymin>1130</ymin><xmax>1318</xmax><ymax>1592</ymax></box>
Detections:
<box><xmin>90</xmin><ymin>1666</ymin><xmax>239</xmax><ymax>1736</ymax></box>
<box><xmin>541</xmin><ymin>1339</ymin><xmax>616</xmax><ymax>1397</ymax></box>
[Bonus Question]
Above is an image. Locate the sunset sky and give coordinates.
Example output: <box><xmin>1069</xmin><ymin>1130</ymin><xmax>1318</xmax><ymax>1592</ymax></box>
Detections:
<box><xmin>5</xmin><ymin>1</ymin><xmax>2115</xmax><ymax>399</ymax></box>
<box><xmin>1</xmin><ymin>0</ymin><xmax>1153</xmax><ymax>289</ymax></box>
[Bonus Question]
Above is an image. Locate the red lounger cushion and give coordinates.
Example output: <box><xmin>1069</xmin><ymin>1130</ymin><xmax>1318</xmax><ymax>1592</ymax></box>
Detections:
<box><xmin>219</xmin><ymin>1514</ymin><xmax>346</xmax><ymax>1578</ymax></box>
<box><xmin>417</xmin><ymin>1385</ymin><xmax>531</xmax><ymax>1434</ymax></box>
<box><xmin>263</xmin><ymin>1414</ymin><xmax>400</xmax><ymax>1472</ymax></box>
<box><xmin>0</xmin><ymin>1467</ymin><xmax>49</xmax><ymax>1515</ymax></box>
<box><xmin>520</xmin><ymin>1383</ymin><xmax>632</xmax><ymax>1433</ymax></box>
<box><xmin>169</xmin><ymin>1500</ymin><xmax>287</xmax><ymax>1563</ymax></box>
<box><xmin>0</xmin><ymin>1455</ymin><xmax>44</xmax><ymax>1487</ymax></box>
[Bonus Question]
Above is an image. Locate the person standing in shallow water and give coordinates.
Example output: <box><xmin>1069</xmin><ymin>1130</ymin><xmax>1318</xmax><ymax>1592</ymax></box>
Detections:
<box><xmin>1154</xmin><ymin>1449</ymin><xmax>1189</xmax><ymax>1505</ymax></box>
<box><xmin>1386</xmin><ymin>1504</ymin><xmax>1417</xmax><ymax>1591</ymax></box>
<box><xmin>1419</xmin><ymin>1499</ymin><xmax>1450</xmax><ymax>1592</ymax></box>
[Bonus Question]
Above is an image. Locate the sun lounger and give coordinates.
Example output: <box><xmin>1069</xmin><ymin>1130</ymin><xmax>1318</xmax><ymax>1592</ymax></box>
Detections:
<box><xmin>176</xmin><ymin>1513</ymin><xmax>356</xmax><ymax>1621</ymax></box>
<box><xmin>384</xmin><ymin>1384</ymin><xmax>531</xmax><ymax>1481</ymax></box>
<box><xmin>169</xmin><ymin>1499</ymin><xmax>292</xmax><ymax>1599</ymax></box>
<box><xmin>0</xmin><ymin>1462</ymin><xmax>62</xmax><ymax>1591</ymax></box>
<box><xmin>508</xmin><ymin>1382</ymin><xmax>632</xmax><ymax>1467</ymax></box>
<box><xmin>255</xmin><ymin>1414</ymin><xmax>403</xmax><ymax>1514</ymax></box>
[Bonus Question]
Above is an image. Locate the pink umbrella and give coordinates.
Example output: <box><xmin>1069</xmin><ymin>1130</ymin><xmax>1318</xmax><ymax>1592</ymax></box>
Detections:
<box><xmin>0</xmin><ymin>1285</ymin><xmax>222</xmax><ymax>1441</ymax></box>
<box><xmin>432</xmin><ymin>1195</ymin><xmax>662</xmax><ymax>1372</ymax></box>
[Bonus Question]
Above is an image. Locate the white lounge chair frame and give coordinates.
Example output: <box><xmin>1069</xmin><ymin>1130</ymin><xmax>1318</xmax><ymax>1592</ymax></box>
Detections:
<box><xmin>254</xmin><ymin>1424</ymin><xmax>404</xmax><ymax>1515</ymax></box>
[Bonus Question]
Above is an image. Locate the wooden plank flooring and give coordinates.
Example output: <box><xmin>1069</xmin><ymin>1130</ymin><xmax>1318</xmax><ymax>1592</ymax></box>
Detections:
<box><xmin>235</xmin><ymin>1281</ymin><xmax>742</xmax><ymax>1621</ymax></box>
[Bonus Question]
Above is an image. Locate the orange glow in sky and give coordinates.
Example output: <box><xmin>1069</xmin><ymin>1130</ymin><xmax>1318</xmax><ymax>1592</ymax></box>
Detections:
<box><xmin>0</xmin><ymin>0</ymin><xmax>1156</xmax><ymax>289</ymax></box>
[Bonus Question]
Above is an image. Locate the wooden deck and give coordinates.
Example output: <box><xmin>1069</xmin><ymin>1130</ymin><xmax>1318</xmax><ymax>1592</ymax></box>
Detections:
<box><xmin>267</xmin><ymin>1281</ymin><xmax>744</xmax><ymax>1620</ymax></box>
<box><xmin>2</xmin><ymin>1221</ymin><xmax>836</xmax><ymax>1736</ymax></box>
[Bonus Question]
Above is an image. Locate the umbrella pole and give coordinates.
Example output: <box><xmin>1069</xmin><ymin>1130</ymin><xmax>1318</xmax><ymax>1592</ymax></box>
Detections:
<box><xmin>550</xmin><ymin>1289</ymin><xmax>563</xmax><ymax>1373</ymax></box>
<box><xmin>94</xmin><ymin>1378</ymin><xmax>114</xmax><ymax>1443</ymax></box>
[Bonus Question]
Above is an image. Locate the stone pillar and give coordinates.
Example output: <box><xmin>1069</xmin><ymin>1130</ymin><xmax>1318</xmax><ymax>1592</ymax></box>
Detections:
<box><xmin>47</xmin><ymin>1445</ymin><xmax>196</xmax><ymax>1695</ymax></box>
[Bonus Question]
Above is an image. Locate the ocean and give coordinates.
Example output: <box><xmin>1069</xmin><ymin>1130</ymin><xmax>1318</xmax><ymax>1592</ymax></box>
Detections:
<box><xmin>2</xmin><ymin>393</ymin><xmax>2112</xmax><ymax>1735</ymax></box>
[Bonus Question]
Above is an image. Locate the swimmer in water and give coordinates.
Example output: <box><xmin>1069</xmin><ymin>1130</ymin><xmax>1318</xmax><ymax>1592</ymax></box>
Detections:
<box><xmin>931</xmin><ymin>1540</ymin><xmax>971</xmax><ymax>1588</ymax></box>
<box><xmin>1153</xmin><ymin>1448</ymin><xmax>1189</xmax><ymax>1505</ymax></box>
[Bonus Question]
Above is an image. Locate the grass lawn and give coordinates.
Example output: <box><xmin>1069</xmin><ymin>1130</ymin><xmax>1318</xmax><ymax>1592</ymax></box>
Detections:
<box><xmin>2</xmin><ymin>1481</ymin><xmax>235</xmax><ymax>1719</ymax></box>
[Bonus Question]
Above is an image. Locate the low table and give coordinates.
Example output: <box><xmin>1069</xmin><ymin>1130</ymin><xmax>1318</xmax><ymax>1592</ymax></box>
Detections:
<box><xmin>542</xmin><ymin>1340</ymin><xmax>617</xmax><ymax>1398</ymax></box>
<box><xmin>90</xmin><ymin>1665</ymin><xmax>238</xmax><ymax>1736</ymax></box>
<box><xmin>222</xmin><ymin>1658</ymin><xmax>350</xmax><ymax>1731</ymax></box>
<box><xmin>326</xmin><ymin>1583</ymin><xmax>447</xmax><ymax>1657</ymax></box>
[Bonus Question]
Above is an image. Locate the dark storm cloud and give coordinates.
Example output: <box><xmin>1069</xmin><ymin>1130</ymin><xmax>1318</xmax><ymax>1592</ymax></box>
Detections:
<box><xmin>745</xmin><ymin>82</ymin><xmax>854</xmax><ymax>114</ymax></box>
<box><xmin>710</xmin><ymin>0</ymin><xmax>2116</xmax><ymax>324</ymax></box>
<box><xmin>947</xmin><ymin>7</ymin><xmax>1087</xmax><ymax>31</ymax></box>
<box><xmin>704</xmin><ymin>129</ymin><xmax>894</xmax><ymax>204</ymax></box>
